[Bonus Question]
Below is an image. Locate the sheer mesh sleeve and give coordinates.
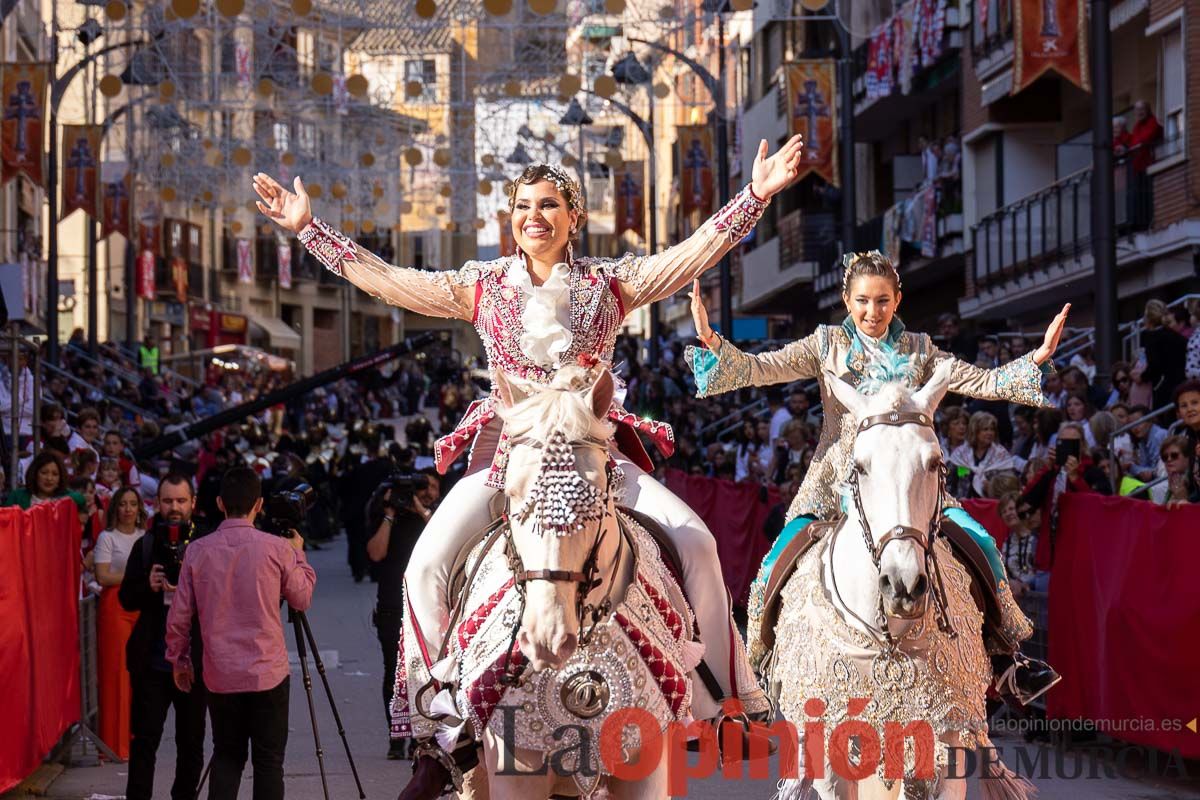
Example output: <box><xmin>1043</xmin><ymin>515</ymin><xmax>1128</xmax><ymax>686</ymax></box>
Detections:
<box><xmin>297</xmin><ymin>218</ymin><xmax>478</xmax><ymax>321</ymax></box>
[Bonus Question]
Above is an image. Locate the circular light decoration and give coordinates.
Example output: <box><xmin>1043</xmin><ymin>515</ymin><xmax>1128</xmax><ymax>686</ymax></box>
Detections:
<box><xmin>99</xmin><ymin>75</ymin><xmax>123</xmax><ymax>97</ymax></box>
<box><xmin>246</xmin><ymin>200</ymin><xmax>259</xmax><ymax>213</ymax></box>
<box><xmin>292</xmin><ymin>0</ymin><xmax>313</xmax><ymax>14</ymax></box>
<box><xmin>160</xmin><ymin>152</ymin><xmax>176</xmax><ymax>168</ymax></box>
<box><xmin>561</xmin><ymin>154</ymin><xmax>577</xmax><ymax>168</ymax></box>
<box><xmin>202</xmin><ymin>190</ymin><xmax>214</xmax><ymax>202</ymax></box>
<box><xmin>405</xmin><ymin>81</ymin><xmax>424</xmax><ymax>98</ymax></box>
<box><xmin>361</xmin><ymin>220</ymin><xmax>377</xmax><ymax>234</ymax></box>
<box><xmin>361</xmin><ymin>152</ymin><xmax>376</xmax><ymax>167</ymax></box>
<box><xmin>261</xmin><ymin>224</ymin><xmax>274</xmax><ymax>235</ymax></box>
<box><xmin>346</xmin><ymin>74</ymin><xmax>369</xmax><ymax>97</ymax></box>
<box><xmin>344</xmin><ymin>202</ymin><xmax>355</xmax><ymax>213</ymax></box>
<box><xmin>478</xmin><ymin>180</ymin><xmax>492</xmax><ymax>196</ymax></box>
<box><xmin>373</xmin><ymin>185</ymin><xmax>385</xmax><ymax>198</ymax></box>
<box><xmin>484</xmin><ymin>0</ymin><xmax>512</xmax><ymax>13</ymax></box>
<box><xmin>482</xmin><ymin>154</ymin><xmax>495</xmax><ymax>167</ymax></box>
<box><xmin>231</xmin><ymin>221</ymin><xmax>244</xmax><ymax>234</ymax></box>
<box><xmin>206</xmin><ymin>150</ymin><xmax>224</xmax><ymax>167</ymax></box>
<box><xmin>223</xmin><ymin>204</ymin><xmax>236</xmax><ymax>215</ymax></box>
<box><xmin>281</xmin><ymin>152</ymin><xmax>296</xmax><ymax>166</ymax></box>
<box><xmin>401</xmin><ymin>201</ymin><xmax>414</xmax><ymax>213</ymax></box>
<box><xmin>433</xmin><ymin>148</ymin><xmax>451</xmax><ymax>167</ymax></box>
<box><xmin>232</xmin><ymin>147</ymin><xmax>252</xmax><ymax>166</ymax></box>
<box><xmin>159</xmin><ymin>80</ymin><xmax>176</xmax><ymax>100</ymax></box>
<box><xmin>594</xmin><ymin>75</ymin><xmax>617</xmax><ymax>98</ymax></box>
<box><xmin>161</xmin><ymin>187</ymin><xmax>177</xmax><ymax>202</ymax></box>
<box><xmin>105</xmin><ymin>0</ymin><xmax>127</xmax><ymax>19</ymax></box>
<box><xmin>559</xmin><ymin>73</ymin><xmax>582</xmax><ymax>97</ymax></box>
<box><xmin>435</xmin><ymin>205</ymin><xmax>446</xmax><ymax>214</ymax></box>
<box><xmin>307</xmin><ymin>183</ymin><xmax>323</xmax><ymax>198</ymax></box>
<box><xmin>439</xmin><ymin>185</ymin><xmax>452</xmax><ymax>198</ymax></box>
<box><xmin>311</xmin><ymin>73</ymin><xmax>334</xmax><ymax>96</ymax></box>
<box><xmin>445</xmin><ymin>221</ymin><xmax>457</xmax><ymax>232</ymax></box>
<box><xmin>404</xmin><ymin>148</ymin><xmax>423</xmax><ymax>166</ymax></box>
<box><xmin>528</xmin><ymin>0</ymin><xmax>555</xmax><ymax>14</ymax></box>
<box><xmin>415</xmin><ymin>0</ymin><xmax>436</xmax><ymax>17</ymax></box>
<box><xmin>658</xmin><ymin>4</ymin><xmax>674</xmax><ymax>18</ymax></box>
<box><xmin>216</xmin><ymin>0</ymin><xmax>243</xmax><ymax>15</ymax></box>
<box><xmin>653</xmin><ymin>82</ymin><xmax>670</xmax><ymax>99</ymax></box>
<box><xmin>171</xmin><ymin>0</ymin><xmax>199</xmax><ymax>18</ymax></box>
<box><xmin>202</xmin><ymin>139</ymin><xmax>213</xmax><ymax>149</ymax></box>
<box><xmin>331</xmin><ymin>183</ymin><xmax>348</xmax><ymax>200</ymax></box>
<box><xmin>605</xmin><ymin>0</ymin><xmax>624</xmax><ymax>11</ymax></box>
<box><xmin>256</xmin><ymin>79</ymin><xmax>276</xmax><ymax>97</ymax></box>
<box><xmin>475</xmin><ymin>218</ymin><xmax>487</xmax><ymax>230</ymax></box>
<box><xmin>504</xmin><ymin>80</ymin><xmax>521</xmax><ymax>97</ymax></box>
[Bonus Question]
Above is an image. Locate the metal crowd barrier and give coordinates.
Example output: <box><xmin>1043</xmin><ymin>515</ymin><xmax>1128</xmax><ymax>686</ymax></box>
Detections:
<box><xmin>62</xmin><ymin>592</ymin><xmax>119</xmax><ymax>765</ymax></box>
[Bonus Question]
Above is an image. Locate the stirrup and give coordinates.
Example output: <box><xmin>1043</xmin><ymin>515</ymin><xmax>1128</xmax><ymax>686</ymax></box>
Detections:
<box><xmin>686</xmin><ymin>702</ymin><xmax>778</xmax><ymax>763</ymax></box>
<box><xmin>399</xmin><ymin>738</ymin><xmax>479</xmax><ymax>800</ymax></box>
<box><xmin>994</xmin><ymin>653</ymin><xmax>1062</xmax><ymax>707</ymax></box>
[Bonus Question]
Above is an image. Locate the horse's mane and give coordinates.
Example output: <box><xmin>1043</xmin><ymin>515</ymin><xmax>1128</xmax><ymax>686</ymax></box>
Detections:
<box><xmin>862</xmin><ymin>380</ymin><xmax>924</xmax><ymax>416</ymax></box>
<box><xmin>498</xmin><ymin>366</ymin><xmax>615</xmax><ymax>445</ymax></box>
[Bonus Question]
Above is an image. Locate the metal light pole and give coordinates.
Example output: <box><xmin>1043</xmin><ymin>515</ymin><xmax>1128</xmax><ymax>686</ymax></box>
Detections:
<box><xmin>835</xmin><ymin>22</ymin><xmax>857</xmax><ymax>254</ymax></box>
<box><xmin>559</xmin><ymin>98</ymin><xmax>594</xmax><ymax>258</ymax></box>
<box><xmin>1091</xmin><ymin>0</ymin><xmax>1117</xmax><ymax>385</ymax></box>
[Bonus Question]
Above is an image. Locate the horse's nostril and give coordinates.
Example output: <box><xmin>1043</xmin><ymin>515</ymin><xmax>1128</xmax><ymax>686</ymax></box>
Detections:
<box><xmin>879</xmin><ymin>574</ymin><xmax>892</xmax><ymax>593</ymax></box>
<box><xmin>912</xmin><ymin>574</ymin><xmax>929</xmax><ymax>599</ymax></box>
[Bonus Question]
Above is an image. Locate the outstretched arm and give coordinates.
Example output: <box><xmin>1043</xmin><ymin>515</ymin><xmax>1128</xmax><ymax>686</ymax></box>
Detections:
<box><xmin>612</xmin><ymin>136</ymin><xmax>804</xmax><ymax>310</ymax></box>
<box><xmin>253</xmin><ymin>173</ymin><xmax>476</xmax><ymax>321</ymax></box>
<box><xmin>684</xmin><ymin>279</ymin><xmax>821</xmax><ymax>397</ymax></box>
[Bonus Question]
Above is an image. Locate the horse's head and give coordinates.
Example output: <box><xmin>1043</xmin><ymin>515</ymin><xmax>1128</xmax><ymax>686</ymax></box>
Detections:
<box><xmin>825</xmin><ymin>359</ymin><xmax>954</xmax><ymax>621</ymax></box>
<box><xmin>496</xmin><ymin>365</ymin><xmax>618</xmax><ymax>671</ymax></box>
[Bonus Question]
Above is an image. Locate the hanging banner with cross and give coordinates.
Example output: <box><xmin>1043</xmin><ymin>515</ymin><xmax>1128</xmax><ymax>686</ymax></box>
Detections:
<box><xmin>100</xmin><ymin>166</ymin><xmax>132</xmax><ymax>239</ymax></box>
<box><xmin>62</xmin><ymin>125</ymin><xmax>102</xmax><ymax>219</ymax></box>
<box><xmin>614</xmin><ymin>160</ymin><xmax>645</xmax><ymax>239</ymax></box>
<box><xmin>678</xmin><ymin>125</ymin><xmax>714</xmax><ymax>217</ymax></box>
<box><xmin>236</xmin><ymin>238</ymin><xmax>254</xmax><ymax>284</ymax></box>
<box><xmin>1012</xmin><ymin>0</ymin><xmax>1089</xmax><ymax>94</ymax></box>
<box><xmin>277</xmin><ymin>240</ymin><xmax>293</xmax><ymax>289</ymax></box>
<box><xmin>1</xmin><ymin>63</ymin><xmax>48</xmax><ymax>186</ymax></box>
<box><xmin>785</xmin><ymin>60</ymin><xmax>839</xmax><ymax>187</ymax></box>
<box><xmin>498</xmin><ymin>210</ymin><xmax>517</xmax><ymax>257</ymax></box>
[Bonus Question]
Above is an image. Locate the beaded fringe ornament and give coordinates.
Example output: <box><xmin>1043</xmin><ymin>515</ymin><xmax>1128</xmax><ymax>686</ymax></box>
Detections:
<box><xmin>513</xmin><ymin>430</ymin><xmax>607</xmax><ymax>536</ymax></box>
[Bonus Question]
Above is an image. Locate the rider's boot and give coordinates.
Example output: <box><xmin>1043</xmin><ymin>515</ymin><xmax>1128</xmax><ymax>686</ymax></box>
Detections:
<box><xmin>397</xmin><ymin>738</ymin><xmax>481</xmax><ymax>800</ymax></box>
<box><xmin>992</xmin><ymin>652</ymin><xmax>1061</xmax><ymax>707</ymax></box>
<box><xmin>687</xmin><ymin>698</ymin><xmax>779</xmax><ymax>763</ymax></box>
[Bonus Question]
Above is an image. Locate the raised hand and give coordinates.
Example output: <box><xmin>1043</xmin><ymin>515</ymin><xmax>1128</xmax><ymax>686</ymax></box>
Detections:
<box><xmin>689</xmin><ymin>279</ymin><xmax>718</xmax><ymax>348</ymax></box>
<box><xmin>1033</xmin><ymin>303</ymin><xmax>1071</xmax><ymax>365</ymax></box>
<box><xmin>750</xmin><ymin>134</ymin><xmax>804</xmax><ymax>200</ymax></box>
<box><xmin>253</xmin><ymin>173</ymin><xmax>313</xmax><ymax>234</ymax></box>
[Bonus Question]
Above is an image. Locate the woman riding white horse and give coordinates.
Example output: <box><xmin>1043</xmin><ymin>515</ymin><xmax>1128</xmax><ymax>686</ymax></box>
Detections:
<box><xmin>252</xmin><ymin>138</ymin><xmax>802</xmax><ymax>796</ymax></box>
<box><xmin>686</xmin><ymin>251</ymin><xmax>1070</xmax><ymax>704</ymax></box>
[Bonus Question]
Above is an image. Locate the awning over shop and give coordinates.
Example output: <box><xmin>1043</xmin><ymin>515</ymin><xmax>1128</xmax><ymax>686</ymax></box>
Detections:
<box><xmin>247</xmin><ymin>313</ymin><xmax>301</xmax><ymax>351</ymax></box>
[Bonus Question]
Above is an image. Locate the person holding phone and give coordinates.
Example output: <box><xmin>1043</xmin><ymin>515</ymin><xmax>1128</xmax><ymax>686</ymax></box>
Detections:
<box><xmin>1019</xmin><ymin>423</ymin><xmax>1112</xmax><ymax>557</ymax></box>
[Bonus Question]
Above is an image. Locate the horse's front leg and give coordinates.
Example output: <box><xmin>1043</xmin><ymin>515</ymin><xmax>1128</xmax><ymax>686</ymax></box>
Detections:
<box><xmin>481</xmin><ymin>729</ymin><xmax>558</xmax><ymax>800</ymax></box>
<box><xmin>921</xmin><ymin>732</ymin><xmax>967</xmax><ymax>800</ymax></box>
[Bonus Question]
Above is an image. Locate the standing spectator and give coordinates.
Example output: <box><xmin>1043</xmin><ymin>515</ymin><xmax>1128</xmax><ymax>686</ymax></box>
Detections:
<box><xmin>1127</xmin><ymin>100</ymin><xmax>1163</xmax><ymax>229</ymax></box>
<box><xmin>139</xmin><ymin>334</ymin><xmax>161</xmax><ymax>375</ymax></box>
<box><xmin>0</xmin><ymin>350</ymin><xmax>35</xmax><ymax>445</ymax></box>
<box><xmin>1068</xmin><ymin>345</ymin><xmax>1097</xmax><ymax>384</ymax></box>
<box><xmin>948</xmin><ymin>411</ymin><xmax>1016</xmax><ymax>499</ymax></box>
<box><xmin>766</xmin><ymin>387</ymin><xmax>790</xmax><ymax>445</ymax></box>
<box><xmin>938</xmin><ymin>405</ymin><xmax>968</xmax><ymax>455</ymax></box>
<box><xmin>94</xmin><ymin>487</ymin><xmax>148</xmax><ymax>760</ymax></box>
<box><xmin>103</xmin><ymin>430</ymin><xmax>143</xmax><ymax>493</ymax></box>
<box><xmin>1104</xmin><ymin>362</ymin><xmax>1134</xmax><ymax>407</ymax></box>
<box><xmin>1186</xmin><ymin>299</ymin><xmax>1200</xmax><ymax>381</ymax></box>
<box><xmin>1063</xmin><ymin>393</ymin><xmax>1097</xmax><ymax>446</ymax></box>
<box><xmin>1123</xmin><ymin>404</ymin><xmax>1170</xmax><ymax>481</ymax></box>
<box><xmin>1174</xmin><ymin>380</ymin><xmax>1200</xmax><ymax>502</ymax></box>
<box><xmin>1166</xmin><ymin>306</ymin><xmax>1193</xmax><ymax>338</ymax></box>
<box><xmin>1112</xmin><ymin>116</ymin><xmax>1132</xmax><ymax>157</ymax></box>
<box><xmin>1140</xmin><ymin>299</ymin><xmax>1188</xmax><ymax>409</ymax></box>
<box><xmin>1021</xmin><ymin>423</ymin><xmax>1112</xmax><ymax>556</ymax></box>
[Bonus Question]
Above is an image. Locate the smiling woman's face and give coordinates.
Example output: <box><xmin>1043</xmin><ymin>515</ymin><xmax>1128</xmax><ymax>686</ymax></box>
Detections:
<box><xmin>511</xmin><ymin>181</ymin><xmax>577</xmax><ymax>263</ymax></box>
<box><xmin>843</xmin><ymin>275</ymin><xmax>901</xmax><ymax>340</ymax></box>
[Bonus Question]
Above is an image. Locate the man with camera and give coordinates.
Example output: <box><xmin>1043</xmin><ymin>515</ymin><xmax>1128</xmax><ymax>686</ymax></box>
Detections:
<box><xmin>366</xmin><ymin>467</ymin><xmax>439</xmax><ymax>760</ymax></box>
<box><xmin>166</xmin><ymin>466</ymin><xmax>316</xmax><ymax>800</ymax></box>
<box><xmin>118</xmin><ymin>474</ymin><xmax>209</xmax><ymax>800</ymax></box>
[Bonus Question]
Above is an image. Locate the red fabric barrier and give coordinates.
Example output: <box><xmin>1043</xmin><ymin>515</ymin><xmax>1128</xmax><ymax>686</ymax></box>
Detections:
<box><xmin>1047</xmin><ymin>494</ymin><xmax>1200</xmax><ymax>758</ymax></box>
<box><xmin>662</xmin><ymin>469</ymin><xmax>780</xmax><ymax>605</ymax></box>
<box><xmin>0</xmin><ymin>500</ymin><xmax>83</xmax><ymax>792</ymax></box>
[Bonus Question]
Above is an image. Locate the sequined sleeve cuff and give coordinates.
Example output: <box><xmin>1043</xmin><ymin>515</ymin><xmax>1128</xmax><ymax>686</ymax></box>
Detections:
<box><xmin>685</xmin><ymin>336</ymin><xmax>752</xmax><ymax>398</ymax></box>
<box><xmin>297</xmin><ymin>217</ymin><xmax>357</xmax><ymax>277</ymax></box>
<box><xmin>712</xmin><ymin>184</ymin><xmax>770</xmax><ymax>243</ymax></box>
<box><xmin>996</xmin><ymin>353</ymin><xmax>1056</xmax><ymax>408</ymax></box>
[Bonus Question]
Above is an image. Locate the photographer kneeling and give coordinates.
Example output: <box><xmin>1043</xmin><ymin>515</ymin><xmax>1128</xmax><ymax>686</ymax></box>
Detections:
<box><xmin>166</xmin><ymin>466</ymin><xmax>316</xmax><ymax>800</ymax></box>
<box><xmin>367</xmin><ymin>468</ymin><xmax>439</xmax><ymax>760</ymax></box>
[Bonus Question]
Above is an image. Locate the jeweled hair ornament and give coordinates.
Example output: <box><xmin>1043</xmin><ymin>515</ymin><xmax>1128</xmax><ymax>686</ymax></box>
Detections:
<box><xmin>507</xmin><ymin>163</ymin><xmax>587</xmax><ymax>218</ymax></box>
<box><xmin>840</xmin><ymin>250</ymin><xmax>902</xmax><ymax>293</ymax></box>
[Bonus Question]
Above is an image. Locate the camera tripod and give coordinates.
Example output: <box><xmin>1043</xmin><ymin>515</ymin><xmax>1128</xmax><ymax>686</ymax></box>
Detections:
<box><xmin>195</xmin><ymin>608</ymin><xmax>366</xmax><ymax>800</ymax></box>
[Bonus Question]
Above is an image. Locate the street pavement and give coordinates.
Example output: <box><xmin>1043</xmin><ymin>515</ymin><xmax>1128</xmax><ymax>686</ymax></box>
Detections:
<box><xmin>19</xmin><ymin>538</ymin><xmax>1200</xmax><ymax>800</ymax></box>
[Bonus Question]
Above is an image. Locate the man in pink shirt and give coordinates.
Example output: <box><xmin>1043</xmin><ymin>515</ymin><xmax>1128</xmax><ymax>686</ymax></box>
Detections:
<box><xmin>166</xmin><ymin>466</ymin><xmax>316</xmax><ymax>800</ymax></box>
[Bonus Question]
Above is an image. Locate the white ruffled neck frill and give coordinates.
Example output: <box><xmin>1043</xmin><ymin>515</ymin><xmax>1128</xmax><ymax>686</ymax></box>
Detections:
<box><xmin>507</xmin><ymin>255</ymin><xmax>574</xmax><ymax>370</ymax></box>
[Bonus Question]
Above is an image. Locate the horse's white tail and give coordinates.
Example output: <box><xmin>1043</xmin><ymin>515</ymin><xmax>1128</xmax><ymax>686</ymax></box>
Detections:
<box><xmin>979</xmin><ymin>759</ymin><xmax>1037</xmax><ymax>800</ymax></box>
<box><xmin>773</xmin><ymin>778</ymin><xmax>814</xmax><ymax>800</ymax></box>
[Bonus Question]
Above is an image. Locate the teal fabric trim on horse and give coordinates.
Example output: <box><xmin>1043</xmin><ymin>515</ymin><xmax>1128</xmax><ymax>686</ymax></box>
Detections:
<box><xmin>690</xmin><ymin>345</ymin><xmax>720</xmax><ymax>396</ymax></box>
<box><xmin>944</xmin><ymin>506</ymin><xmax>1006</xmax><ymax>583</ymax></box>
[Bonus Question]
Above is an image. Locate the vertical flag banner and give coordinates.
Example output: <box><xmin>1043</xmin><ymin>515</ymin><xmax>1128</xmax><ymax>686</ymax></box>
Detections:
<box><xmin>498</xmin><ymin>211</ymin><xmax>517</xmax><ymax>257</ymax></box>
<box><xmin>62</xmin><ymin>125</ymin><xmax>102</xmax><ymax>219</ymax></box>
<box><xmin>785</xmin><ymin>60</ymin><xmax>839</xmax><ymax>187</ymax></box>
<box><xmin>1013</xmin><ymin>0</ymin><xmax>1089</xmax><ymax>94</ymax></box>
<box><xmin>136</xmin><ymin>250</ymin><xmax>156</xmax><ymax>299</ymax></box>
<box><xmin>614</xmin><ymin>160</ymin><xmax>645</xmax><ymax>238</ymax></box>
<box><xmin>100</xmin><ymin>170</ymin><xmax>132</xmax><ymax>239</ymax></box>
<box><xmin>277</xmin><ymin>241</ymin><xmax>292</xmax><ymax>289</ymax></box>
<box><xmin>236</xmin><ymin>238</ymin><xmax>254</xmax><ymax>284</ymax></box>
<box><xmin>1</xmin><ymin>63</ymin><xmax>48</xmax><ymax>186</ymax></box>
<box><xmin>678</xmin><ymin>125</ymin><xmax>714</xmax><ymax>217</ymax></box>
<box><xmin>236</xmin><ymin>40</ymin><xmax>251</xmax><ymax>89</ymax></box>
<box><xmin>171</xmin><ymin>256</ymin><xmax>188</xmax><ymax>303</ymax></box>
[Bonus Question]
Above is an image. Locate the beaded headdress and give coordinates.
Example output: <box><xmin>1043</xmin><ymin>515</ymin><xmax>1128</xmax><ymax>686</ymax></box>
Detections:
<box><xmin>840</xmin><ymin>250</ymin><xmax>902</xmax><ymax>293</ymax></box>
<box><xmin>511</xmin><ymin>429</ymin><xmax>612</xmax><ymax>536</ymax></box>
<box><xmin>506</xmin><ymin>163</ymin><xmax>588</xmax><ymax>221</ymax></box>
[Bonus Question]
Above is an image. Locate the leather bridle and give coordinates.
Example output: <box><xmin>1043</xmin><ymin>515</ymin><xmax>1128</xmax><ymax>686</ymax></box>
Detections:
<box><xmin>832</xmin><ymin>410</ymin><xmax>958</xmax><ymax>652</ymax></box>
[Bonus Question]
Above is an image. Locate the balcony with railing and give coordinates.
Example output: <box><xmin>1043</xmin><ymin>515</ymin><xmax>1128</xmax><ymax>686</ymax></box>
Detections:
<box><xmin>738</xmin><ymin>209</ymin><xmax>836</xmax><ymax>311</ymax></box>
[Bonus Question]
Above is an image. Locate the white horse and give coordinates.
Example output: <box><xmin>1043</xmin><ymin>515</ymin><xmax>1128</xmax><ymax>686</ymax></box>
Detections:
<box><xmin>766</xmin><ymin>362</ymin><xmax>1034</xmax><ymax>800</ymax></box>
<box><xmin>397</xmin><ymin>366</ymin><xmax>700</xmax><ymax>800</ymax></box>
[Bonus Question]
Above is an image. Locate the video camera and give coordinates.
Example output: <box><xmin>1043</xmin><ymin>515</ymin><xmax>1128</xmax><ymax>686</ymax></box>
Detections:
<box><xmin>261</xmin><ymin>483</ymin><xmax>316</xmax><ymax>538</ymax></box>
<box><xmin>149</xmin><ymin>516</ymin><xmax>195</xmax><ymax>585</ymax></box>
<box><xmin>378</xmin><ymin>472</ymin><xmax>425</xmax><ymax>512</ymax></box>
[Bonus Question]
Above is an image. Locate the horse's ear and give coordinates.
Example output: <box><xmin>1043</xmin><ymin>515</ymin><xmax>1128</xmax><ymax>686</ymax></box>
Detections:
<box><xmin>587</xmin><ymin>368</ymin><xmax>615</xmax><ymax>419</ymax></box>
<box><xmin>912</xmin><ymin>358</ymin><xmax>955</xmax><ymax>414</ymax></box>
<box><xmin>823</xmin><ymin>369</ymin><xmax>867</xmax><ymax>419</ymax></box>
<box><xmin>494</xmin><ymin>369</ymin><xmax>531</xmax><ymax>408</ymax></box>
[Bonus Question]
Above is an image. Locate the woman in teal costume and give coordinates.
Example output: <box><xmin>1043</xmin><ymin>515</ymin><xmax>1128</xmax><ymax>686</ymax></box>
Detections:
<box><xmin>685</xmin><ymin>252</ymin><xmax>1072</xmax><ymax>705</ymax></box>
